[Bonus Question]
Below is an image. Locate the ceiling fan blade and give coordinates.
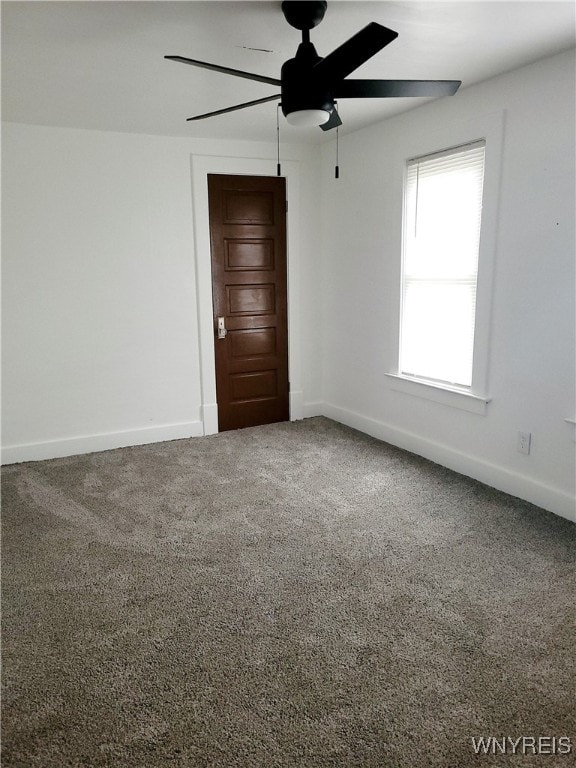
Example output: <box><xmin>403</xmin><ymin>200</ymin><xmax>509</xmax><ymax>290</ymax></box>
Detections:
<box><xmin>335</xmin><ymin>79</ymin><xmax>461</xmax><ymax>98</ymax></box>
<box><xmin>320</xmin><ymin>109</ymin><xmax>342</xmax><ymax>132</ymax></box>
<box><xmin>312</xmin><ymin>23</ymin><xmax>398</xmax><ymax>83</ymax></box>
<box><xmin>165</xmin><ymin>56</ymin><xmax>281</xmax><ymax>86</ymax></box>
<box><xmin>186</xmin><ymin>94</ymin><xmax>281</xmax><ymax>121</ymax></box>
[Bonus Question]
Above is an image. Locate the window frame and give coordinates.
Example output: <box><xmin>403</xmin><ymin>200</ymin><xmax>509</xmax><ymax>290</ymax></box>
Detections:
<box><xmin>387</xmin><ymin>110</ymin><xmax>505</xmax><ymax>416</ymax></box>
<box><xmin>400</xmin><ymin>139</ymin><xmax>486</xmax><ymax>389</ymax></box>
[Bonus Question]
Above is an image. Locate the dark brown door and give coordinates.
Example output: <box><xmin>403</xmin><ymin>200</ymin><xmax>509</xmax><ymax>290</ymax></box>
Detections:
<box><xmin>208</xmin><ymin>174</ymin><xmax>289</xmax><ymax>432</ymax></box>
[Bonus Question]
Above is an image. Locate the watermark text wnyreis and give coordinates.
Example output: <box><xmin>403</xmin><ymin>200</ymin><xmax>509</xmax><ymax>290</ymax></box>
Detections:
<box><xmin>471</xmin><ymin>736</ymin><xmax>572</xmax><ymax>756</ymax></box>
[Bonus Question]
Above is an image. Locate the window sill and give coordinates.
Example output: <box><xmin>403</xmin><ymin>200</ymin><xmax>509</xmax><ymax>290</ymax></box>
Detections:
<box><xmin>385</xmin><ymin>374</ymin><xmax>490</xmax><ymax>415</ymax></box>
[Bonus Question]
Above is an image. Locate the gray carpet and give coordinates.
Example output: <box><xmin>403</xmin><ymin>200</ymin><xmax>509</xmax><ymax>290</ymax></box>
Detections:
<box><xmin>1</xmin><ymin>417</ymin><xmax>574</xmax><ymax>767</ymax></box>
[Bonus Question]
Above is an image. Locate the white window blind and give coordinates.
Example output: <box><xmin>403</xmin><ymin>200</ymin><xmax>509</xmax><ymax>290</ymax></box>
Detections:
<box><xmin>400</xmin><ymin>140</ymin><xmax>486</xmax><ymax>388</ymax></box>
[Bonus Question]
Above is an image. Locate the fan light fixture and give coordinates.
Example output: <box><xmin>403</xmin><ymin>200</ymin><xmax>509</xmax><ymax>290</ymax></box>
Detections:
<box><xmin>285</xmin><ymin>108</ymin><xmax>331</xmax><ymax>127</ymax></box>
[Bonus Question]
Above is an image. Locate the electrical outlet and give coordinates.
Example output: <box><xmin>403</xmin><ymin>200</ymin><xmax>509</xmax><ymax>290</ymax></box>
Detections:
<box><xmin>517</xmin><ymin>431</ymin><xmax>531</xmax><ymax>455</ymax></box>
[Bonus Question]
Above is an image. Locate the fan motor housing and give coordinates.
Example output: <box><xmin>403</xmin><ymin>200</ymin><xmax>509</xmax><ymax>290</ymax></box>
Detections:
<box><xmin>280</xmin><ymin>43</ymin><xmax>334</xmax><ymax>120</ymax></box>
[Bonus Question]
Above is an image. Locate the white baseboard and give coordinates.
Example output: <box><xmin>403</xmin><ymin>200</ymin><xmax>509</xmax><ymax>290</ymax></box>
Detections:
<box><xmin>1</xmin><ymin>421</ymin><xmax>204</xmax><ymax>465</ymax></box>
<box><xmin>322</xmin><ymin>402</ymin><xmax>576</xmax><ymax>523</ymax></box>
<box><xmin>201</xmin><ymin>404</ymin><xmax>219</xmax><ymax>436</ymax></box>
<box><xmin>303</xmin><ymin>401</ymin><xmax>324</xmax><ymax>418</ymax></box>
<box><xmin>290</xmin><ymin>390</ymin><xmax>304</xmax><ymax>421</ymax></box>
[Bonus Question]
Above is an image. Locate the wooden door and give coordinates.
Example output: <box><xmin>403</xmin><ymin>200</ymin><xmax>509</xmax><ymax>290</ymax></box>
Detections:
<box><xmin>208</xmin><ymin>174</ymin><xmax>289</xmax><ymax>432</ymax></box>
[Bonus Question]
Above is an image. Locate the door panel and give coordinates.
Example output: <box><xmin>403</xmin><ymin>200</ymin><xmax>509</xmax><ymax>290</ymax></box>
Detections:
<box><xmin>227</xmin><ymin>284</ymin><xmax>276</xmax><ymax>315</ymax></box>
<box><xmin>228</xmin><ymin>328</ymin><xmax>277</xmax><ymax>359</ymax></box>
<box><xmin>225</xmin><ymin>239</ymin><xmax>274</xmax><ymax>271</ymax></box>
<box><xmin>208</xmin><ymin>174</ymin><xmax>289</xmax><ymax>432</ymax></box>
<box><xmin>230</xmin><ymin>370</ymin><xmax>277</xmax><ymax>401</ymax></box>
<box><xmin>223</xmin><ymin>192</ymin><xmax>275</xmax><ymax>224</ymax></box>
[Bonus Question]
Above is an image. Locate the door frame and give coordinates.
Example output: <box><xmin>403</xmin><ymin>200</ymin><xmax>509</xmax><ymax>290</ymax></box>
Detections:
<box><xmin>191</xmin><ymin>154</ymin><xmax>303</xmax><ymax>435</ymax></box>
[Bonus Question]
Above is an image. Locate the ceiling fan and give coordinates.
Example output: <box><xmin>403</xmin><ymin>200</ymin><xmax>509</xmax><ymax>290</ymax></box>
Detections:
<box><xmin>165</xmin><ymin>1</ymin><xmax>461</xmax><ymax>130</ymax></box>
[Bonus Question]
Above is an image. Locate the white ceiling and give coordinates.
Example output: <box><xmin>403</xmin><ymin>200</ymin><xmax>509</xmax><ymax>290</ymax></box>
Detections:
<box><xmin>2</xmin><ymin>1</ymin><xmax>575</xmax><ymax>144</ymax></box>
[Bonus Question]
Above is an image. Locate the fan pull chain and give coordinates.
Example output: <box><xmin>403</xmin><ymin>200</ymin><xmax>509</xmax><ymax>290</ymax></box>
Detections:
<box><xmin>277</xmin><ymin>104</ymin><xmax>282</xmax><ymax>177</ymax></box>
<box><xmin>335</xmin><ymin>103</ymin><xmax>340</xmax><ymax>179</ymax></box>
<box><xmin>414</xmin><ymin>161</ymin><xmax>420</xmax><ymax>236</ymax></box>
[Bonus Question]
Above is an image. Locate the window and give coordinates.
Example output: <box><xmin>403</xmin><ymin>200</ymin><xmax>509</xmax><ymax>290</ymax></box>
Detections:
<box><xmin>400</xmin><ymin>141</ymin><xmax>486</xmax><ymax>389</ymax></box>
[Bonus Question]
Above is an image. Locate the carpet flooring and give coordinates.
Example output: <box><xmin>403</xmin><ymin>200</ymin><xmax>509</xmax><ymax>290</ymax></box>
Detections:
<box><xmin>1</xmin><ymin>417</ymin><xmax>574</xmax><ymax>767</ymax></box>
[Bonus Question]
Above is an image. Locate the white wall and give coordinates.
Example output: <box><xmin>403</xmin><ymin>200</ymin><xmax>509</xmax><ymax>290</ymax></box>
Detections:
<box><xmin>1</xmin><ymin>125</ymin><xmax>322</xmax><ymax>460</ymax></box>
<box><xmin>318</xmin><ymin>49</ymin><xmax>575</xmax><ymax>520</ymax></box>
